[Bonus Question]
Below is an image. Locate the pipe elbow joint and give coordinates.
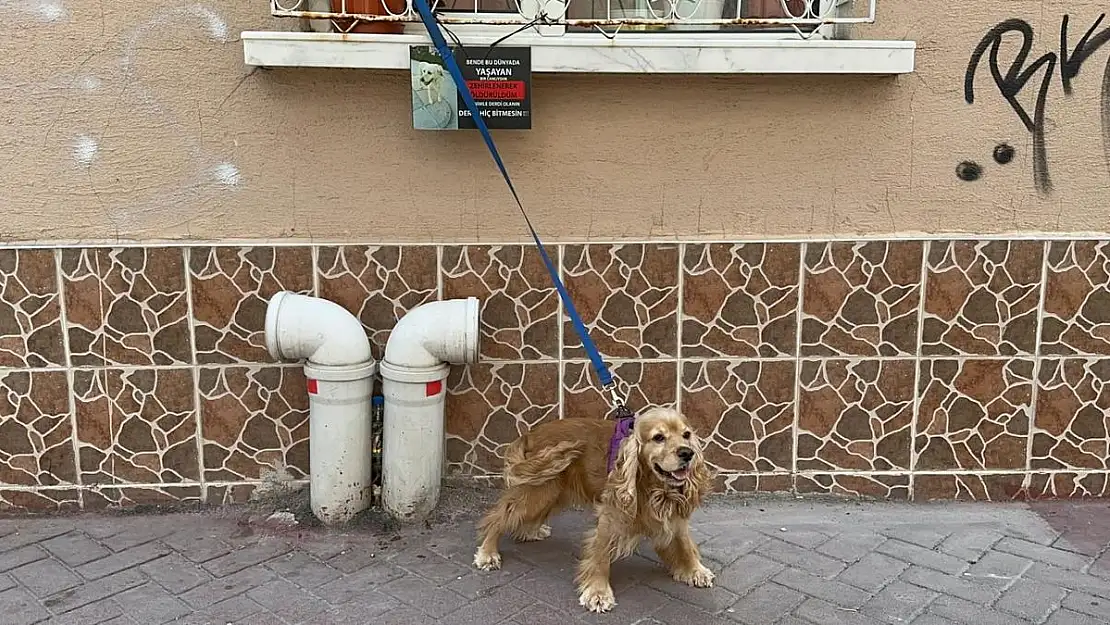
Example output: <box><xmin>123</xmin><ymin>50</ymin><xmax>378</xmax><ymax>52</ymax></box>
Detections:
<box><xmin>383</xmin><ymin>297</ymin><xmax>480</xmax><ymax>370</ymax></box>
<box><xmin>265</xmin><ymin>291</ymin><xmax>373</xmax><ymax>366</ymax></box>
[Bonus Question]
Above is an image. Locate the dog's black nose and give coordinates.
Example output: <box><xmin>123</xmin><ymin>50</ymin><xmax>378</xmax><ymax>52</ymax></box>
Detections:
<box><xmin>677</xmin><ymin>447</ymin><xmax>694</xmax><ymax>463</ymax></box>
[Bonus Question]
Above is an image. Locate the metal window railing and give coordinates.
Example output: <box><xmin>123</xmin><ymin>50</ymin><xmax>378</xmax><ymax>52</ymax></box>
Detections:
<box><xmin>271</xmin><ymin>0</ymin><xmax>875</xmax><ymax>38</ymax></box>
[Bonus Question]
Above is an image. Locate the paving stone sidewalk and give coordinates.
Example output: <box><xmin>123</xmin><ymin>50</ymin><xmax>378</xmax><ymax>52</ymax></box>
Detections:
<box><xmin>1</xmin><ymin>492</ymin><xmax>1108</xmax><ymax>625</ymax></box>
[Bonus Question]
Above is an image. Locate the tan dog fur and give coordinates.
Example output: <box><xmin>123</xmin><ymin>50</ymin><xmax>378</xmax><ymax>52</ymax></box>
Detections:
<box><xmin>473</xmin><ymin>407</ymin><xmax>715</xmax><ymax>613</ymax></box>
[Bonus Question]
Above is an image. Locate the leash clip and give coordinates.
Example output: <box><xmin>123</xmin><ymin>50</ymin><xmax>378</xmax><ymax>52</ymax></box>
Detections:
<box><xmin>604</xmin><ymin>382</ymin><xmax>634</xmax><ymax>420</ymax></box>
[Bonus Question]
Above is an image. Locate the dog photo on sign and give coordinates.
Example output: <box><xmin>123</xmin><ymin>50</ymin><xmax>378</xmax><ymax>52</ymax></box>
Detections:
<box><xmin>410</xmin><ymin>46</ymin><xmax>458</xmax><ymax>130</ymax></box>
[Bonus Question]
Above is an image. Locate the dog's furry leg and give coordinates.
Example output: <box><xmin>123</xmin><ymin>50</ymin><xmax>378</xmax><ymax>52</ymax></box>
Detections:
<box><xmin>474</xmin><ymin>484</ymin><xmax>560</xmax><ymax>570</ymax></box>
<box><xmin>653</xmin><ymin>520</ymin><xmax>714</xmax><ymax>588</ymax></box>
<box><xmin>575</xmin><ymin>521</ymin><xmax>622</xmax><ymax>613</ymax></box>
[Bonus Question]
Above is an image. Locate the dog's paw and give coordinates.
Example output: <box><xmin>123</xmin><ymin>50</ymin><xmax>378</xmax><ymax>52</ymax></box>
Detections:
<box><xmin>514</xmin><ymin>524</ymin><xmax>551</xmax><ymax>543</ymax></box>
<box><xmin>674</xmin><ymin>563</ymin><xmax>715</xmax><ymax>588</ymax></box>
<box><xmin>473</xmin><ymin>549</ymin><xmax>502</xmax><ymax>571</ymax></box>
<box><xmin>577</xmin><ymin>585</ymin><xmax>616</xmax><ymax>613</ymax></box>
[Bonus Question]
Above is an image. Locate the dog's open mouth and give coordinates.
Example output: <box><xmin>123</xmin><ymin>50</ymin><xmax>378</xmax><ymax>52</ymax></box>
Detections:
<box><xmin>654</xmin><ymin>464</ymin><xmax>690</xmax><ymax>485</ymax></box>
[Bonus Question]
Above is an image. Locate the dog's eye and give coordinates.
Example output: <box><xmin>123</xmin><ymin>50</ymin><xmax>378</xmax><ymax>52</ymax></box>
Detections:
<box><xmin>652</xmin><ymin>433</ymin><xmax>665</xmax><ymax>443</ymax></box>
<box><xmin>683</xmin><ymin>431</ymin><xmax>692</xmax><ymax>440</ymax></box>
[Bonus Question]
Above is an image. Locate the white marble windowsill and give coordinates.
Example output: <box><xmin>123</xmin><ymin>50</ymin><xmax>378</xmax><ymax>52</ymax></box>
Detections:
<box><xmin>241</xmin><ymin>31</ymin><xmax>915</xmax><ymax>74</ymax></box>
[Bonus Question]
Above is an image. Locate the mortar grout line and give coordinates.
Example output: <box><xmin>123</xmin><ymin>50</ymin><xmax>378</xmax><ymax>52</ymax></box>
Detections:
<box><xmin>182</xmin><ymin>247</ymin><xmax>208</xmax><ymax>502</ymax></box>
<box><xmin>557</xmin><ymin>244</ymin><xmax>564</xmax><ymax>420</ymax></box>
<box><xmin>791</xmin><ymin>242</ymin><xmax>806</xmax><ymax>478</ymax></box>
<box><xmin>1026</xmin><ymin>240</ymin><xmax>1051</xmax><ymax>488</ymax></box>
<box><xmin>6</xmin><ymin>232</ymin><xmax>1110</xmax><ymax>250</ymax></box>
<box><xmin>910</xmin><ymin>240</ymin><xmax>929</xmax><ymax>498</ymax></box>
<box><xmin>675</xmin><ymin>242</ymin><xmax>685</xmax><ymax>413</ymax></box>
<box><xmin>53</xmin><ymin>248</ymin><xmax>84</xmax><ymax>509</ymax></box>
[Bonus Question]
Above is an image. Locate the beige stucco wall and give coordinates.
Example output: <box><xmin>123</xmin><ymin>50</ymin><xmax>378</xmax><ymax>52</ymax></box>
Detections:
<box><xmin>2</xmin><ymin>1</ymin><xmax>1108</xmax><ymax>243</ymax></box>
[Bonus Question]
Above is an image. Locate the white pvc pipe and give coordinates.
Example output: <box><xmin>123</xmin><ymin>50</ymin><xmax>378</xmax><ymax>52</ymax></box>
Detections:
<box><xmin>381</xmin><ymin>297</ymin><xmax>480</xmax><ymax>520</ymax></box>
<box><xmin>265</xmin><ymin>291</ymin><xmax>376</xmax><ymax>526</ymax></box>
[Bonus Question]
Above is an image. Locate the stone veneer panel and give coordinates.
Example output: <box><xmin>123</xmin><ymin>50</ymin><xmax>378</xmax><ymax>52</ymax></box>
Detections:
<box><xmin>317</xmin><ymin>245</ymin><xmax>438</xmax><ymax>361</ymax></box>
<box><xmin>563</xmin><ymin>244</ymin><xmax>679</xmax><ymax>359</ymax></box>
<box><xmin>1042</xmin><ymin>240</ymin><xmax>1110</xmax><ymax>355</ymax></box>
<box><xmin>197</xmin><ymin>366</ymin><xmax>310</xmax><ymax>481</ymax></box>
<box><xmin>61</xmin><ymin>248</ymin><xmax>192</xmax><ymax>366</ymax></box>
<box><xmin>681</xmin><ymin>360</ymin><xmax>795</xmax><ymax>473</ymax></box>
<box><xmin>3</xmin><ymin>239</ymin><xmax>1110</xmax><ymax>510</ymax></box>
<box><xmin>922</xmin><ymin>241</ymin><xmax>1043</xmax><ymax>356</ymax></box>
<box><xmin>0</xmin><ymin>249</ymin><xmax>65</xmax><ymax>368</ymax></box>
<box><xmin>915</xmin><ymin>359</ymin><xmax>1034</xmax><ymax>471</ymax></box>
<box><xmin>190</xmin><ymin>247</ymin><xmax>313</xmax><ymax>364</ymax></box>
<box><xmin>73</xmin><ymin>368</ymin><xmax>199</xmax><ymax>486</ymax></box>
<box><xmin>682</xmin><ymin>243</ymin><xmax>799</xmax><ymax>358</ymax></box>
<box><xmin>442</xmin><ymin>245</ymin><xmax>559</xmax><ymax>360</ymax></box>
<box><xmin>446</xmin><ymin>362</ymin><xmax>559</xmax><ymax>475</ymax></box>
<box><xmin>801</xmin><ymin>241</ymin><xmax>922</xmax><ymax>357</ymax></box>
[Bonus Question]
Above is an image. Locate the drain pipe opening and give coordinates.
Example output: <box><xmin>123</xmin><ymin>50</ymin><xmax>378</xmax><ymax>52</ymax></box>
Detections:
<box><xmin>380</xmin><ymin>296</ymin><xmax>480</xmax><ymax>520</ymax></box>
<box><xmin>265</xmin><ymin>291</ymin><xmax>376</xmax><ymax>526</ymax></box>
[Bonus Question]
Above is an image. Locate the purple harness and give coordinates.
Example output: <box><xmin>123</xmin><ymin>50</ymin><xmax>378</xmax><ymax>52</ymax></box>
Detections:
<box><xmin>606</xmin><ymin>415</ymin><xmax>637</xmax><ymax>473</ymax></box>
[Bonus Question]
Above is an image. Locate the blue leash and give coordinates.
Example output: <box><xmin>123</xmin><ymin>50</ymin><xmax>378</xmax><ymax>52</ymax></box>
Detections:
<box><xmin>412</xmin><ymin>0</ymin><xmax>631</xmax><ymax>417</ymax></box>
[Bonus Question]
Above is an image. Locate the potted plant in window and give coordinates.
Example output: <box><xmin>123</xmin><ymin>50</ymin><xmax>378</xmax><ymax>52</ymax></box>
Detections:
<box><xmin>330</xmin><ymin>0</ymin><xmax>407</xmax><ymax>34</ymax></box>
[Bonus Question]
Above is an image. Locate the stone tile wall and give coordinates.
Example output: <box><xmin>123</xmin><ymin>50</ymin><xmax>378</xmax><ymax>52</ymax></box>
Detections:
<box><xmin>0</xmin><ymin>240</ymin><xmax>1108</xmax><ymax>511</ymax></box>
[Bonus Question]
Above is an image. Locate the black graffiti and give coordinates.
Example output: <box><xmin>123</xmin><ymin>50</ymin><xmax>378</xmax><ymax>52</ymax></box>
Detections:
<box><xmin>963</xmin><ymin>14</ymin><xmax>1110</xmax><ymax>194</ymax></box>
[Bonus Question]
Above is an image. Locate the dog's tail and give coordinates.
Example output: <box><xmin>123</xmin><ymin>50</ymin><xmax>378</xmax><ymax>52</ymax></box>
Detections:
<box><xmin>502</xmin><ymin>435</ymin><xmax>585</xmax><ymax>488</ymax></box>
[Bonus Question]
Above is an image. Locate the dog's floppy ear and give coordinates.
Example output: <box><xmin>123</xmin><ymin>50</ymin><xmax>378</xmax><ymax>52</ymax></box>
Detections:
<box><xmin>603</xmin><ymin>425</ymin><xmax>641</xmax><ymax>520</ymax></box>
<box><xmin>681</xmin><ymin>430</ymin><xmax>716</xmax><ymax>512</ymax></box>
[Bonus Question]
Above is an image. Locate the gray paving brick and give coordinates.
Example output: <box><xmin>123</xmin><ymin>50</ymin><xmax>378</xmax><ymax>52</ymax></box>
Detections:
<box><xmin>139</xmin><ymin>553</ymin><xmax>211</xmax><ymax>593</ymax></box>
<box><xmin>817</xmin><ymin>532</ymin><xmax>886</xmax><ymax>563</ymax></box>
<box><xmin>651</xmin><ymin>599</ymin><xmax>735</xmax><ymax>625</ymax></box>
<box><xmin>995</xmin><ymin>537</ymin><xmax>1093</xmax><ymax>571</ymax></box>
<box><xmin>1045</xmin><ymin>608</ymin><xmax>1106</xmax><ymax>625</ymax></box>
<box><xmin>0</xmin><ymin>522</ymin><xmax>72</xmax><ymax>553</ymax></box>
<box><xmin>99</xmin><ymin>525</ymin><xmax>174</xmax><ymax>553</ymax></box>
<box><xmin>77</xmin><ymin>542</ymin><xmax>170</xmax><ymax>580</ymax></box>
<box><xmin>908</xmin><ymin>615</ymin><xmax>958</xmax><ymax>625</ymax></box>
<box><xmin>760</xmin><ymin>528</ymin><xmax>831</xmax><ymax>549</ymax></box>
<box><xmin>113</xmin><ymin>583</ymin><xmax>192</xmax><ymax>624</ymax></box>
<box><xmin>882</xmin><ymin>527</ymin><xmax>950</xmax><ymax>550</ymax></box>
<box><xmin>1026</xmin><ymin>563</ymin><xmax>1110</xmax><ymax>600</ymax></box>
<box><xmin>11</xmin><ymin>557</ymin><xmax>82</xmax><ymax>597</ymax></box>
<box><xmin>192</xmin><ymin>593</ymin><xmax>266</xmax><ymax>622</ymax></box>
<box><xmin>875</xmin><ymin>539</ymin><xmax>969</xmax><ymax>575</ymax></box>
<box><xmin>962</xmin><ymin>550</ymin><xmax>1031</xmax><ymax>589</ymax></box>
<box><xmin>773</xmin><ymin>567</ymin><xmax>872</xmax><ymax>610</ymax></box>
<box><xmin>41</xmin><ymin>568</ymin><xmax>147</xmax><ymax>614</ymax></box>
<box><xmin>380</xmin><ymin>574</ymin><xmax>470</xmax><ymax>618</ymax></box>
<box><xmin>367</xmin><ymin>605</ymin><xmax>440</xmax><ymax>625</ymax></box>
<box><xmin>0</xmin><ymin>573</ymin><xmax>13</xmax><ymax>592</ymax></box>
<box><xmin>1062</xmin><ymin>592</ymin><xmax>1110</xmax><ymax>621</ymax></box>
<box><xmin>438</xmin><ymin>585</ymin><xmax>534</xmax><ymax>625</ymax></box>
<box><xmin>0</xmin><ymin>586</ymin><xmax>51</xmax><ymax>625</ymax></box>
<box><xmin>246</xmin><ymin>578</ymin><xmax>325</xmax><ymax>623</ymax></box>
<box><xmin>994</xmin><ymin>577</ymin><xmax>1067</xmax><ymax>622</ymax></box>
<box><xmin>725</xmin><ymin>581</ymin><xmax>804</xmax><ymax>625</ymax></box>
<box><xmin>793</xmin><ymin>597</ymin><xmax>884</xmax><ymax>625</ymax></box>
<box><xmin>46</xmin><ymin>598</ymin><xmax>124</xmax><ymax>625</ymax></box>
<box><xmin>390</xmin><ymin>546</ymin><xmax>472</xmax><ymax>583</ymax></box>
<box><xmin>926</xmin><ymin>595</ymin><xmax>1027</xmax><ymax>625</ymax></box>
<box><xmin>837</xmin><ymin>552</ymin><xmax>909</xmax><ymax>593</ymax></box>
<box><xmin>697</xmin><ymin>529</ymin><xmax>768</xmax><ymax>566</ymax></box>
<box><xmin>900</xmin><ymin>565</ymin><xmax>1000</xmax><ymax>605</ymax></box>
<box><xmin>298</xmin><ymin>592</ymin><xmax>401</xmax><ymax>625</ymax></box>
<box><xmin>859</xmin><ymin>580</ymin><xmax>936</xmax><ymax>624</ymax></box>
<box><xmin>502</xmin><ymin>602</ymin><xmax>580</xmax><ymax>625</ymax></box>
<box><xmin>201</xmin><ymin>539</ymin><xmax>291</xmax><ymax>578</ymax></box>
<box><xmin>42</xmin><ymin>532</ymin><xmax>111</xmax><ymax>567</ymax></box>
<box><xmin>179</xmin><ymin>564</ymin><xmax>275</xmax><ymax>609</ymax></box>
<box><xmin>937</xmin><ymin>529</ymin><xmax>1003</xmax><ymax>562</ymax></box>
<box><xmin>717</xmin><ymin>554</ymin><xmax>785</xmax><ymax>595</ymax></box>
<box><xmin>160</xmin><ymin>529</ymin><xmax>231</xmax><ymax>564</ymax></box>
<box><xmin>0</xmin><ymin>544</ymin><xmax>47</xmax><ymax>573</ymax></box>
<box><xmin>264</xmin><ymin>550</ymin><xmax>342</xmax><ymax>589</ymax></box>
<box><xmin>314</xmin><ymin>563</ymin><xmax>405</xmax><ymax>604</ymax></box>
<box><xmin>756</xmin><ymin>538</ymin><xmax>846</xmax><ymax>578</ymax></box>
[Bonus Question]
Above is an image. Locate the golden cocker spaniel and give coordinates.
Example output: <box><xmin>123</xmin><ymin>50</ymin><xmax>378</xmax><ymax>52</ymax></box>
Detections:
<box><xmin>473</xmin><ymin>407</ymin><xmax>715</xmax><ymax>613</ymax></box>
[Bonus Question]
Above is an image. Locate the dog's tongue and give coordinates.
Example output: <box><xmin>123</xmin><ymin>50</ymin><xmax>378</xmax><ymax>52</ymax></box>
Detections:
<box><xmin>672</xmin><ymin>468</ymin><xmax>689</xmax><ymax>480</ymax></box>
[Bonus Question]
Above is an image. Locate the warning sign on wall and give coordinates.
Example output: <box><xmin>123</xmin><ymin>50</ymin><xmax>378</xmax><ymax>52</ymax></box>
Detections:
<box><xmin>410</xmin><ymin>45</ymin><xmax>532</xmax><ymax>131</ymax></box>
